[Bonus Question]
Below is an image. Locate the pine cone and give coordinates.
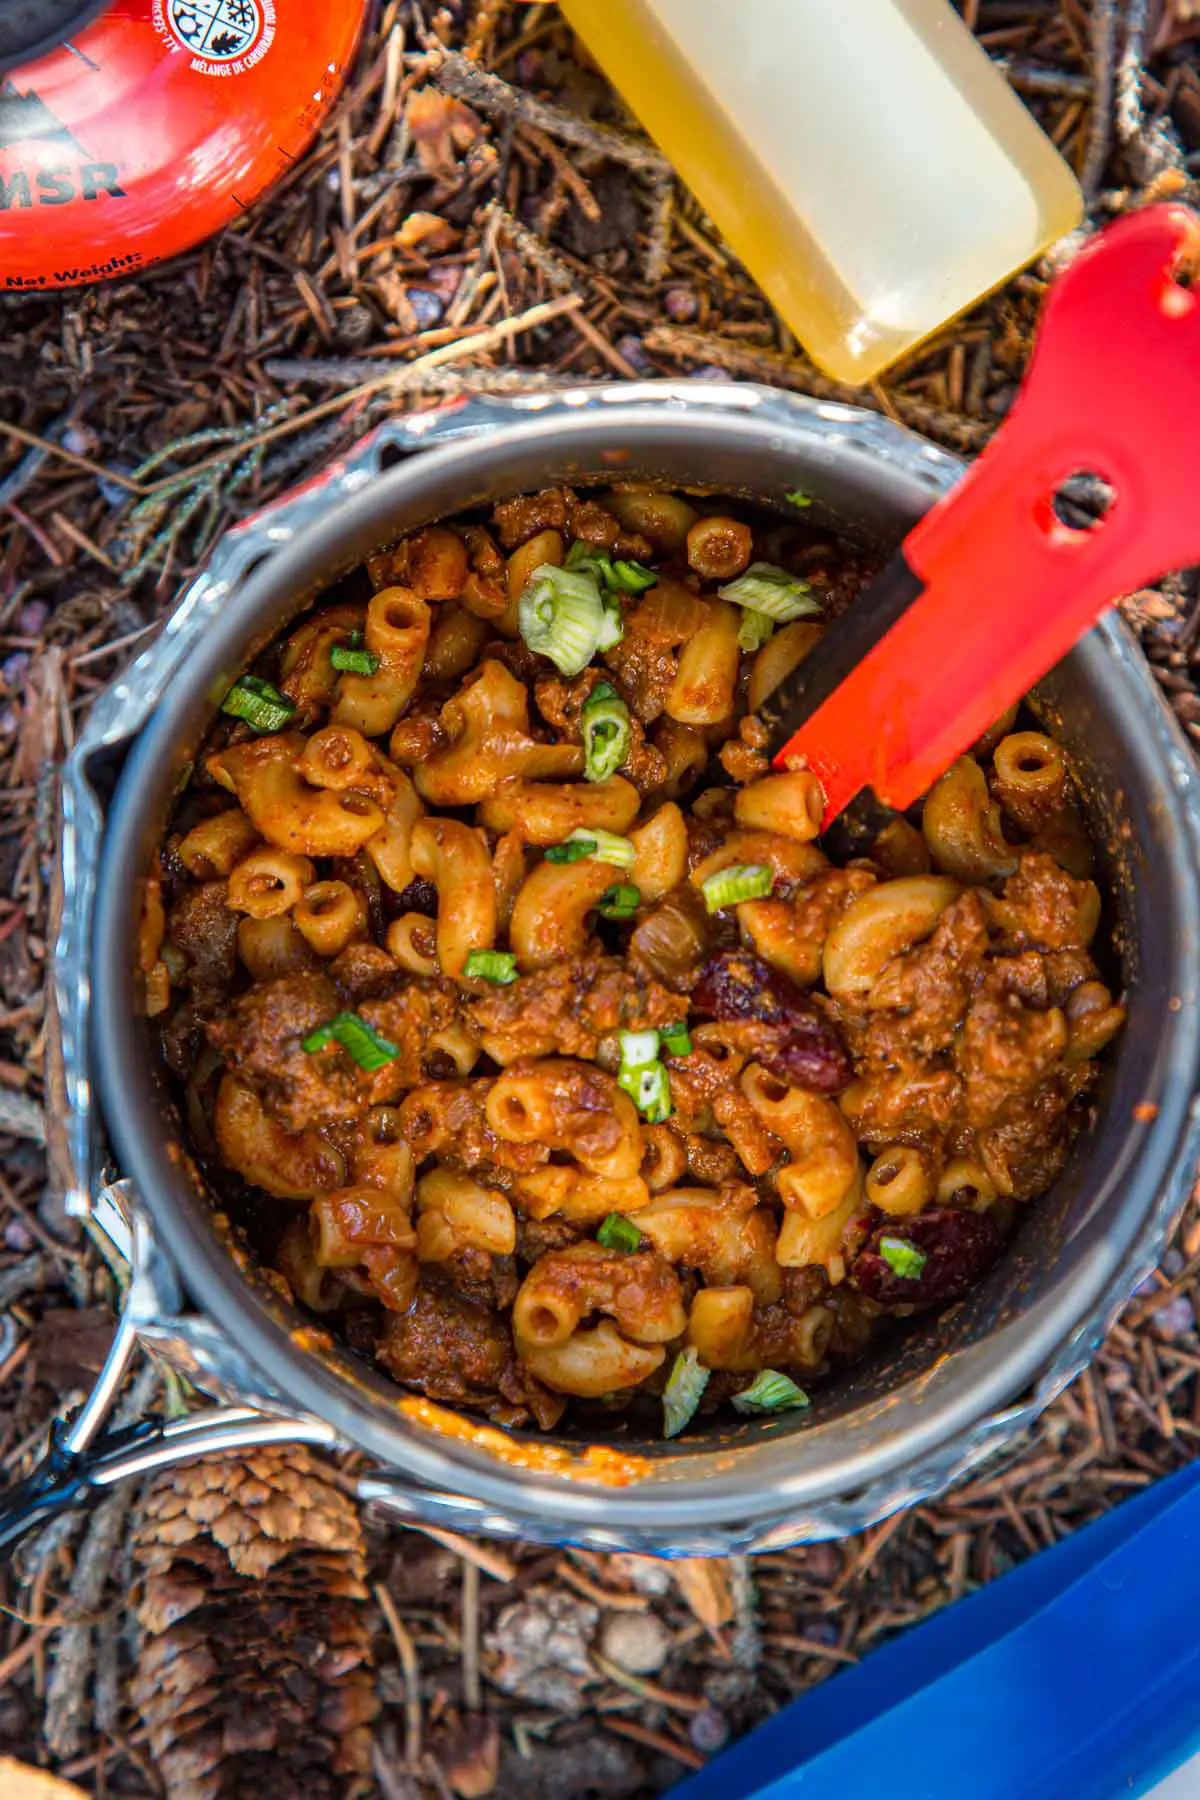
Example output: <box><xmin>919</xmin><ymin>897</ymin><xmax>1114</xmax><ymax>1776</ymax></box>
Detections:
<box><xmin>131</xmin><ymin>1447</ymin><xmax>378</xmax><ymax>1800</ymax></box>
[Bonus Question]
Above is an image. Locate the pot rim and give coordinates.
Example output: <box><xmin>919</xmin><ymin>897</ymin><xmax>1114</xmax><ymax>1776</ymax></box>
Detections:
<box><xmin>86</xmin><ymin>387</ymin><xmax>1200</xmax><ymax>1541</ymax></box>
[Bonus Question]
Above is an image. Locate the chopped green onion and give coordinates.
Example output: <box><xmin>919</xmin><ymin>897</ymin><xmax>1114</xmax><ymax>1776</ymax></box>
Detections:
<box><xmin>610</xmin><ymin>558</ymin><xmax>657</xmax><ymax>593</ymax></box>
<box><xmin>581</xmin><ymin>682</ymin><xmax>632</xmax><ymax>782</ymax></box>
<box><xmin>718</xmin><ymin>562</ymin><xmax>823</xmax><ymax>623</ymax></box>
<box><xmin>544</xmin><ymin>836</ymin><xmax>597</xmax><ymax>865</ymax></box>
<box><xmin>737</xmin><ymin>609</ymin><xmax>776</xmax><ymax>653</ymax></box>
<box><xmin>566</xmin><ymin>540</ymin><xmax>657</xmax><ymax>596</ymax></box>
<box><xmin>598</xmin><ymin>883</ymin><xmax>640</xmax><ymax>920</ymax></box>
<box><xmin>878</xmin><ymin>1236</ymin><xmax>928</xmax><ymax>1281</ymax></box>
<box><xmin>597</xmin><ymin>1213</ymin><xmax>642</xmax><ymax>1253</ymax></box>
<box><xmin>731</xmin><ymin>1370</ymin><xmax>811</xmax><ymax>1415</ymax></box>
<box><xmin>618</xmin><ymin>1061</ymin><xmax>672</xmax><ymax>1122</ymax></box>
<box><xmin>662</xmin><ymin>1346</ymin><xmax>710</xmax><ymax>1439</ymax></box>
<box><xmin>518</xmin><ymin>564</ymin><xmax>606</xmax><ymax>676</ymax></box>
<box><xmin>221</xmin><ymin>674</ymin><xmax>295</xmax><ymax>734</ymax></box>
<box><xmin>596</xmin><ymin>593</ymin><xmax>625</xmax><ymax>651</ymax></box>
<box><xmin>701</xmin><ymin>863</ymin><xmax>774</xmax><ymax>912</ymax></box>
<box><xmin>463</xmin><ymin>950</ymin><xmax>518</xmax><ymax>985</ymax></box>
<box><xmin>565</xmin><ymin>539</ymin><xmax>612</xmax><ymax>580</ymax></box>
<box><xmin>545</xmin><ymin>828</ymin><xmax>635</xmax><ymax>870</ymax></box>
<box><xmin>619</xmin><ymin>1028</ymin><xmax>660</xmax><ymax>1069</ymax></box>
<box><xmin>330</xmin><ymin>640</ymin><xmax>381</xmax><ymax>675</ymax></box>
<box><xmin>302</xmin><ymin>1010</ymin><xmax>398</xmax><ymax>1071</ymax></box>
<box><xmin>785</xmin><ymin>490</ymin><xmax>812</xmax><ymax>509</ymax></box>
<box><xmin>660</xmin><ymin>1021</ymin><xmax>692</xmax><ymax>1057</ymax></box>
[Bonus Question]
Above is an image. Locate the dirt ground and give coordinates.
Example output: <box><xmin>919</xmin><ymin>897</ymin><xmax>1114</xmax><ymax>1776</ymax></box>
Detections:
<box><xmin>2</xmin><ymin>2</ymin><xmax>1200</xmax><ymax>1795</ymax></box>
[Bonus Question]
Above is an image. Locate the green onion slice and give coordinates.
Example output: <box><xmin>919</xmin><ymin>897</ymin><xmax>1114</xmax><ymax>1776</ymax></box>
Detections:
<box><xmin>701</xmin><ymin>863</ymin><xmax>774</xmax><ymax>912</ymax></box>
<box><xmin>330</xmin><ymin>640</ymin><xmax>381</xmax><ymax>676</ymax></box>
<box><xmin>618</xmin><ymin>1061</ymin><xmax>672</xmax><ymax>1123</ymax></box>
<box><xmin>581</xmin><ymin>682</ymin><xmax>632</xmax><ymax>782</ymax></box>
<box><xmin>598</xmin><ymin>883</ymin><xmax>640</xmax><ymax>920</ymax></box>
<box><xmin>596</xmin><ymin>593</ymin><xmax>625</xmax><ymax>652</ymax></box>
<box><xmin>597</xmin><ymin>1213</ymin><xmax>642</xmax><ymax>1253</ymax></box>
<box><xmin>518</xmin><ymin>564</ymin><xmax>606</xmax><ymax>676</ymax></box>
<box><xmin>610</xmin><ymin>558</ymin><xmax>657</xmax><ymax>593</ymax></box>
<box><xmin>544</xmin><ymin>836</ymin><xmax>597</xmax><ymax>865</ymax></box>
<box><xmin>719</xmin><ymin>563</ymin><xmax>823</xmax><ymax>623</ymax></box>
<box><xmin>302</xmin><ymin>1010</ymin><xmax>398</xmax><ymax>1071</ymax></box>
<box><xmin>463</xmin><ymin>950</ymin><xmax>518</xmax><ymax>985</ymax></box>
<box><xmin>731</xmin><ymin>1369</ymin><xmax>811</xmax><ymax>1415</ymax></box>
<box><xmin>878</xmin><ymin>1236</ymin><xmax>928</xmax><ymax>1281</ymax></box>
<box><xmin>663</xmin><ymin>1346</ymin><xmax>710</xmax><ymax>1439</ymax></box>
<box><xmin>619</xmin><ymin>1028</ymin><xmax>660</xmax><ymax>1069</ymax></box>
<box><xmin>660</xmin><ymin>1021</ymin><xmax>692</xmax><ymax>1057</ymax></box>
<box><xmin>737</xmin><ymin>609</ymin><xmax>776</xmax><ymax>653</ymax></box>
<box><xmin>545</xmin><ymin>828</ymin><xmax>634</xmax><ymax>870</ymax></box>
<box><xmin>785</xmin><ymin>489</ymin><xmax>813</xmax><ymax>509</ymax></box>
<box><xmin>221</xmin><ymin>674</ymin><xmax>296</xmax><ymax>734</ymax></box>
<box><xmin>566</xmin><ymin>540</ymin><xmax>658</xmax><ymax>597</ymax></box>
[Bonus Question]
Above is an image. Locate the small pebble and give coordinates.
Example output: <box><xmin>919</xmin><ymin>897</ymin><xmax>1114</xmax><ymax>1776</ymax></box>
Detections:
<box><xmin>1134</xmin><ymin>1272</ymin><xmax>1161</xmax><ymax>1299</ymax></box>
<box><xmin>3</xmin><ymin>1217</ymin><xmax>34</xmax><ymax>1252</ymax></box>
<box><xmin>694</xmin><ymin>364</ymin><xmax>734</xmax><ymax>382</ymax></box>
<box><xmin>63</xmin><ymin>423</ymin><xmax>99</xmax><ymax>457</ymax></box>
<box><xmin>17</xmin><ymin>599</ymin><xmax>49</xmax><ymax>636</ymax></box>
<box><xmin>99</xmin><ymin>465</ymin><xmax>136</xmax><ymax>507</ymax></box>
<box><xmin>407</xmin><ymin>287</ymin><xmax>445</xmax><ymax>330</ymax></box>
<box><xmin>615</xmin><ymin>334</ymin><xmax>655</xmax><ymax>376</ymax></box>
<box><xmin>1163</xmin><ymin>1247</ymin><xmax>1186</xmax><ymax>1277</ymax></box>
<box><xmin>598</xmin><ymin>1608</ymin><xmax>672</xmax><ymax>1676</ymax></box>
<box><xmin>1153</xmin><ymin>1293</ymin><xmax>1195</xmax><ymax>1338</ymax></box>
<box><xmin>2</xmin><ymin>652</ymin><xmax>29</xmax><ymax>686</ymax></box>
<box><xmin>664</xmin><ymin>286</ymin><xmax>699</xmax><ymax>323</ymax></box>
<box><xmin>689</xmin><ymin>1705</ymin><xmax>729</xmax><ymax>1755</ymax></box>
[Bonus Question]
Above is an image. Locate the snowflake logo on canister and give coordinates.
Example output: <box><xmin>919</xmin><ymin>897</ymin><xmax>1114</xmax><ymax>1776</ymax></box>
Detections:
<box><xmin>155</xmin><ymin>0</ymin><xmax>276</xmax><ymax>73</ymax></box>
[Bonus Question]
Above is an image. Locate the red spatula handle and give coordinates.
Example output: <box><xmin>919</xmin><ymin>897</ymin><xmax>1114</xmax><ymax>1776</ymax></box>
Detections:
<box><xmin>774</xmin><ymin>205</ymin><xmax>1200</xmax><ymax>821</ymax></box>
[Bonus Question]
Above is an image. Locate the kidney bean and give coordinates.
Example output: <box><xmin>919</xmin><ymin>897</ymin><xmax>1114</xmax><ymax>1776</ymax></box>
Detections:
<box><xmin>853</xmin><ymin>1208</ymin><xmax>1003</xmax><ymax>1307</ymax></box>
<box><xmin>693</xmin><ymin>949</ymin><xmax>852</xmax><ymax>1095</ymax></box>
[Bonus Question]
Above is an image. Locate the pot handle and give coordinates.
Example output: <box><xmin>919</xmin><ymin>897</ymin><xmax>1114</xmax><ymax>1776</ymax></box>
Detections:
<box><xmin>0</xmin><ymin>1207</ymin><xmax>343</xmax><ymax>1551</ymax></box>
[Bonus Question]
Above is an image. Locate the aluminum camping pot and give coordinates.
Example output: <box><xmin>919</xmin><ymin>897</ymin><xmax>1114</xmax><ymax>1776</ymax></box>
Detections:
<box><xmin>20</xmin><ymin>382</ymin><xmax>1200</xmax><ymax>1557</ymax></box>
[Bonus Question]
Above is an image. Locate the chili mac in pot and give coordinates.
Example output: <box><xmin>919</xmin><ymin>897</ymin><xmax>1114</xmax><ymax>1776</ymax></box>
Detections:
<box><xmin>89</xmin><ymin>391</ymin><xmax>1200</xmax><ymax>1547</ymax></box>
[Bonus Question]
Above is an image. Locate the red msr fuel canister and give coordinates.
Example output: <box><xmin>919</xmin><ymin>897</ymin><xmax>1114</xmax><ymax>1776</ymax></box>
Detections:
<box><xmin>0</xmin><ymin>0</ymin><xmax>367</xmax><ymax>289</ymax></box>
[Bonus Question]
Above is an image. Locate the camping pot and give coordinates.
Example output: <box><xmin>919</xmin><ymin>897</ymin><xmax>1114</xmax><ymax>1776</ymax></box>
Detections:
<box><xmin>11</xmin><ymin>382</ymin><xmax>1200</xmax><ymax>1556</ymax></box>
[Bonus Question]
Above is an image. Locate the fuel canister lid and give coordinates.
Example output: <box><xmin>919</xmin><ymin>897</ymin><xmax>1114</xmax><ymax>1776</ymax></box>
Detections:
<box><xmin>0</xmin><ymin>0</ymin><xmax>366</xmax><ymax>290</ymax></box>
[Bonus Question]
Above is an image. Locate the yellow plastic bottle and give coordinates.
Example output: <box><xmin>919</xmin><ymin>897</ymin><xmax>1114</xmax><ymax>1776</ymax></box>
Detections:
<box><xmin>558</xmin><ymin>0</ymin><xmax>1083</xmax><ymax>383</ymax></box>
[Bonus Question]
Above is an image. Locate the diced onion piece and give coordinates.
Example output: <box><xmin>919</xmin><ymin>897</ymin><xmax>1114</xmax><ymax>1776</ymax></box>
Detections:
<box><xmin>719</xmin><ymin>563</ymin><xmax>823</xmax><ymax>623</ymax></box>
<box><xmin>879</xmin><ymin>1235</ymin><xmax>928</xmax><ymax>1280</ymax></box>
<box><xmin>582</xmin><ymin>682</ymin><xmax>632</xmax><ymax>782</ymax></box>
<box><xmin>731</xmin><ymin>1369</ymin><xmax>811</xmax><ymax>1414</ymax></box>
<box><xmin>463</xmin><ymin>950</ymin><xmax>518</xmax><ymax>985</ymax></box>
<box><xmin>663</xmin><ymin>1346</ymin><xmax>710</xmax><ymax>1438</ymax></box>
<box><xmin>597</xmin><ymin>594</ymin><xmax>625</xmax><ymax>651</ymax></box>
<box><xmin>518</xmin><ymin>564</ymin><xmax>606</xmax><ymax>676</ymax></box>
<box><xmin>597</xmin><ymin>1213</ymin><xmax>642</xmax><ymax>1253</ymax></box>
<box><xmin>221</xmin><ymin>674</ymin><xmax>296</xmax><ymax>733</ymax></box>
<box><xmin>701</xmin><ymin>863</ymin><xmax>774</xmax><ymax>911</ymax></box>
<box><xmin>544</xmin><ymin>836</ymin><xmax>597</xmax><ymax>865</ymax></box>
<box><xmin>785</xmin><ymin>490</ymin><xmax>812</xmax><ymax>509</ymax></box>
<box><xmin>660</xmin><ymin>1021</ymin><xmax>692</xmax><ymax>1057</ymax></box>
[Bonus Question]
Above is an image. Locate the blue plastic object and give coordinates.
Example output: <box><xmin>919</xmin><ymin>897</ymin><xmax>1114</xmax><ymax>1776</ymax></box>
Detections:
<box><xmin>675</xmin><ymin>1457</ymin><xmax>1200</xmax><ymax>1800</ymax></box>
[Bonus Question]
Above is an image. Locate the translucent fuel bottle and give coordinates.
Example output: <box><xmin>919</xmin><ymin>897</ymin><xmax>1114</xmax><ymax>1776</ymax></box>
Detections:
<box><xmin>558</xmin><ymin>0</ymin><xmax>1083</xmax><ymax>384</ymax></box>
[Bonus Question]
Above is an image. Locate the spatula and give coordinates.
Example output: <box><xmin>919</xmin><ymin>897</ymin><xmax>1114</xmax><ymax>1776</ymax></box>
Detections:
<box><xmin>756</xmin><ymin>203</ymin><xmax>1200</xmax><ymax>828</ymax></box>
